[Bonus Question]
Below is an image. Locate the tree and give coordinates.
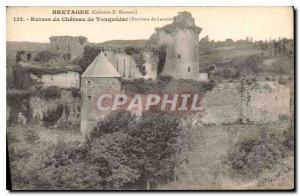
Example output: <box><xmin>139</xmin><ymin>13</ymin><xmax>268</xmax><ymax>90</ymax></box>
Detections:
<box><xmin>273</xmin><ymin>41</ymin><xmax>281</xmax><ymax>55</ymax></box>
<box><xmin>245</xmin><ymin>36</ymin><xmax>249</xmax><ymax>42</ymax></box>
<box><xmin>257</xmin><ymin>41</ymin><xmax>268</xmax><ymax>56</ymax></box>
<box><xmin>88</xmin><ymin>132</ymin><xmax>140</xmax><ymax>189</ymax></box>
<box><xmin>200</xmin><ymin>35</ymin><xmax>210</xmax><ymax>45</ymax></box>
<box><xmin>225</xmin><ymin>38</ymin><xmax>234</xmax><ymax>45</ymax></box>
<box><xmin>90</xmin><ymin>111</ymin><xmax>184</xmax><ymax>189</ymax></box>
<box><xmin>125</xmin><ymin>112</ymin><xmax>183</xmax><ymax>189</ymax></box>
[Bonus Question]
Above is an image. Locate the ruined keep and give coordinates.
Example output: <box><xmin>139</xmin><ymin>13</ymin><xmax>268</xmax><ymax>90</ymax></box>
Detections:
<box><xmin>80</xmin><ymin>12</ymin><xmax>206</xmax><ymax>82</ymax></box>
<box><xmin>147</xmin><ymin>12</ymin><xmax>203</xmax><ymax>80</ymax></box>
<box><xmin>81</xmin><ymin>52</ymin><xmax>122</xmax><ymax>135</ymax></box>
<box><xmin>49</xmin><ymin>36</ymin><xmax>88</xmax><ymax>60</ymax></box>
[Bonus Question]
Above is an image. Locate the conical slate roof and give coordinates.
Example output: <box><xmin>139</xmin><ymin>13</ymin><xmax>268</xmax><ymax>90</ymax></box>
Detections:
<box><xmin>82</xmin><ymin>53</ymin><xmax>121</xmax><ymax>78</ymax></box>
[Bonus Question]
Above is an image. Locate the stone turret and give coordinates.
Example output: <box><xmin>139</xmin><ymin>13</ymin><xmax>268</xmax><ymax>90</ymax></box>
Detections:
<box><xmin>147</xmin><ymin>12</ymin><xmax>204</xmax><ymax>80</ymax></box>
<box><xmin>174</xmin><ymin>11</ymin><xmax>197</xmax><ymax>27</ymax></box>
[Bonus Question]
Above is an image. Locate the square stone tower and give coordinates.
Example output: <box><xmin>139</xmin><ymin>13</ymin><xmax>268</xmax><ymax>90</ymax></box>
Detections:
<box><xmin>81</xmin><ymin>52</ymin><xmax>121</xmax><ymax>135</ymax></box>
<box><xmin>49</xmin><ymin>36</ymin><xmax>88</xmax><ymax>61</ymax></box>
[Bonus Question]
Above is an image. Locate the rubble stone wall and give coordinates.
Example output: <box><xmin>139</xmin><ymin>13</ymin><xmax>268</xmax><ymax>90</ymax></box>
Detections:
<box><xmin>200</xmin><ymin>80</ymin><xmax>291</xmax><ymax>124</ymax></box>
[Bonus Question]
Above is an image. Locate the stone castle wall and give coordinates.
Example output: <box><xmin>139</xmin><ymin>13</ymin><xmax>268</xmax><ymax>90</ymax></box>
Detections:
<box><xmin>243</xmin><ymin>81</ymin><xmax>291</xmax><ymax>122</ymax></box>
<box><xmin>40</xmin><ymin>71</ymin><xmax>80</xmax><ymax>88</ymax></box>
<box><xmin>200</xmin><ymin>82</ymin><xmax>243</xmax><ymax>124</ymax></box>
<box><xmin>200</xmin><ymin>80</ymin><xmax>291</xmax><ymax>125</ymax></box>
<box><xmin>79</xmin><ymin>79</ymin><xmax>291</xmax><ymax>134</ymax></box>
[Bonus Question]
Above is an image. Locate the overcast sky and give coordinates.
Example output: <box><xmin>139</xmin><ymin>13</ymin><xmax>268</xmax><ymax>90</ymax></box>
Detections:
<box><xmin>7</xmin><ymin>6</ymin><xmax>293</xmax><ymax>43</ymax></box>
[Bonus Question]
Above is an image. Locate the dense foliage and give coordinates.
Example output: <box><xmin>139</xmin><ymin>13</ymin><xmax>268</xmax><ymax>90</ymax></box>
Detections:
<box><xmin>8</xmin><ymin>111</ymin><xmax>184</xmax><ymax>190</ymax></box>
<box><xmin>121</xmin><ymin>75</ymin><xmax>215</xmax><ymax>94</ymax></box>
<box><xmin>227</xmin><ymin>130</ymin><xmax>293</xmax><ymax>178</ymax></box>
<box><xmin>214</xmin><ymin>55</ymin><xmax>263</xmax><ymax>80</ymax></box>
<box><xmin>90</xmin><ymin>111</ymin><xmax>183</xmax><ymax>189</ymax></box>
<box><xmin>37</xmin><ymin>86</ymin><xmax>61</xmax><ymax>99</ymax></box>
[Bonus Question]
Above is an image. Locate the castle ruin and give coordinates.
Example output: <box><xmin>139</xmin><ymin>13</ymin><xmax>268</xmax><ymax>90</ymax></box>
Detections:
<box><xmin>85</xmin><ymin>12</ymin><xmax>208</xmax><ymax>82</ymax></box>
<box><xmin>147</xmin><ymin>12</ymin><xmax>206</xmax><ymax>80</ymax></box>
<box><xmin>10</xmin><ymin>11</ymin><xmax>292</xmax><ymax>135</ymax></box>
<box><xmin>49</xmin><ymin>36</ymin><xmax>88</xmax><ymax>61</ymax></box>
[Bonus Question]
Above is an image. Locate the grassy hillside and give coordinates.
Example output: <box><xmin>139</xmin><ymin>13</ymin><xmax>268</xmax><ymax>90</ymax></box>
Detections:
<box><xmin>93</xmin><ymin>39</ymin><xmax>148</xmax><ymax>48</ymax></box>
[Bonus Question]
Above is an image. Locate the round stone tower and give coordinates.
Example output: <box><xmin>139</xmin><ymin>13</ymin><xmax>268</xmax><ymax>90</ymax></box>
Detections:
<box><xmin>147</xmin><ymin>12</ymin><xmax>202</xmax><ymax>80</ymax></box>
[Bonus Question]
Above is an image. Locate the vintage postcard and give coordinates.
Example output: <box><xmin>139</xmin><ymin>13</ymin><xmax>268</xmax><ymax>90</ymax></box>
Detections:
<box><xmin>6</xmin><ymin>6</ymin><xmax>294</xmax><ymax>190</ymax></box>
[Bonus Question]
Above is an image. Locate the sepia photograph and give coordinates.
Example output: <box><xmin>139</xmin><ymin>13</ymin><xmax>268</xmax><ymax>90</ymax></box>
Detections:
<box><xmin>6</xmin><ymin>6</ymin><xmax>294</xmax><ymax>190</ymax></box>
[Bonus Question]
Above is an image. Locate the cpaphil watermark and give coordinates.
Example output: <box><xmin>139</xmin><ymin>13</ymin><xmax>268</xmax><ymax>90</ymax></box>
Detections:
<box><xmin>91</xmin><ymin>93</ymin><xmax>203</xmax><ymax>113</ymax></box>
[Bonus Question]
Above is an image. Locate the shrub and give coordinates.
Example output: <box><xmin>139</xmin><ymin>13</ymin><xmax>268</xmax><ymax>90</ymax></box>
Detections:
<box><xmin>91</xmin><ymin>111</ymin><xmax>135</xmax><ymax>138</ymax></box>
<box><xmin>23</xmin><ymin>129</ymin><xmax>40</xmax><ymax>145</ymax></box>
<box><xmin>77</xmin><ymin>46</ymin><xmax>102</xmax><ymax>72</ymax></box>
<box><xmin>157</xmin><ymin>75</ymin><xmax>173</xmax><ymax>82</ymax></box>
<box><xmin>70</xmin><ymin>88</ymin><xmax>80</xmax><ymax>98</ymax></box>
<box><xmin>38</xmin><ymin>86</ymin><xmax>61</xmax><ymax>100</ymax></box>
<box><xmin>9</xmin><ymin>136</ymin><xmax>103</xmax><ymax>190</ymax></box>
<box><xmin>283</xmin><ymin>128</ymin><xmax>294</xmax><ymax>151</ymax></box>
<box><xmin>7</xmin><ymin>131</ymin><xmax>20</xmax><ymax>144</ymax></box>
<box><xmin>34</xmin><ymin>51</ymin><xmax>59</xmax><ymax>63</ymax></box>
<box><xmin>121</xmin><ymin>78</ymin><xmax>170</xmax><ymax>93</ymax></box>
<box><xmin>215</xmin><ymin>54</ymin><xmax>263</xmax><ymax>80</ymax></box>
<box><xmin>243</xmin><ymin>55</ymin><xmax>262</xmax><ymax>73</ymax></box>
<box><xmin>232</xmin><ymin>55</ymin><xmax>262</xmax><ymax>75</ymax></box>
<box><xmin>31</xmin><ymin>141</ymin><xmax>106</xmax><ymax>190</ymax></box>
<box><xmin>272</xmin><ymin>57</ymin><xmax>293</xmax><ymax>75</ymax></box>
<box><xmin>227</xmin><ymin>133</ymin><xmax>285</xmax><ymax>178</ymax></box>
<box><xmin>222</xmin><ymin>67</ymin><xmax>240</xmax><ymax>79</ymax></box>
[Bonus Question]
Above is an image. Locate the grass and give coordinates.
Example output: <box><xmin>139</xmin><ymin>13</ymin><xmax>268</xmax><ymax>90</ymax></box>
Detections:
<box><xmin>7</xmin><ymin>124</ymin><xmax>84</xmax><ymax>146</ymax></box>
